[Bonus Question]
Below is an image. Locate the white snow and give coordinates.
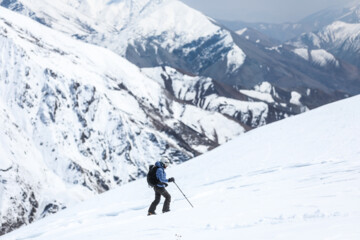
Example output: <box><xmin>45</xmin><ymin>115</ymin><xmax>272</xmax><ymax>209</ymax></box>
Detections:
<box><xmin>226</xmin><ymin>45</ymin><xmax>246</xmax><ymax>72</ymax></box>
<box><xmin>265</xmin><ymin>45</ymin><xmax>282</xmax><ymax>53</ymax></box>
<box><xmin>307</xmin><ymin>32</ymin><xmax>322</xmax><ymax>48</ymax></box>
<box><xmin>142</xmin><ymin>66</ymin><xmax>267</xmax><ymax>130</ymax></box>
<box><xmin>290</xmin><ymin>91</ymin><xmax>302</xmax><ymax>105</ymax></box>
<box><xmin>293</xmin><ymin>48</ymin><xmax>309</xmax><ymax>61</ymax></box>
<box><xmin>141</xmin><ymin>66</ymin><xmax>206</xmax><ymax>102</ymax></box>
<box><xmin>293</xmin><ymin>48</ymin><xmax>339</xmax><ymax>67</ymax></box>
<box><xmin>236</xmin><ymin>28</ymin><xmax>247</xmax><ymax>36</ymax></box>
<box><xmin>255</xmin><ymin>81</ymin><xmax>272</xmax><ymax>94</ymax></box>
<box><xmin>204</xmin><ymin>95</ymin><xmax>268</xmax><ymax>127</ymax></box>
<box><xmin>307</xmin><ymin>88</ymin><xmax>311</xmax><ymax>96</ymax></box>
<box><xmin>170</xmin><ymin>103</ymin><xmax>245</xmax><ymax>145</ymax></box>
<box><xmin>6</xmin><ymin>0</ymin><xmax>246</xmax><ymax>75</ymax></box>
<box><xmin>240</xmin><ymin>82</ymin><xmax>275</xmax><ymax>104</ymax></box>
<box><xmin>290</xmin><ymin>21</ymin><xmax>360</xmax><ymax>65</ymax></box>
<box><xmin>310</xmin><ymin>49</ymin><xmax>339</xmax><ymax>67</ymax></box>
<box><xmin>320</xmin><ymin>21</ymin><xmax>360</xmax><ymax>49</ymax></box>
<box><xmin>3</xmin><ymin>0</ymin><xmax>228</xmax><ymax>54</ymax></box>
<box><xmin>2</xmin><ymin>95</ymin><xmax>360</xmax><ymax>240</ymax></box>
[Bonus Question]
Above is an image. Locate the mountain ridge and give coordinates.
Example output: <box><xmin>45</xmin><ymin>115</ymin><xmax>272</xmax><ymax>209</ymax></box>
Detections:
<box><xmin>289</xmin><ymin>21</ymin><xmax>360</xmax><ymax>68</ymax></box>
<box><xmin>218</xmin><ymin>1</ymin><xmax>360</xmax><ymax>42</ymax></box>
<box><xmin>1</xmin><ymin>0</ymin><xmax>356</xmax><ymax>108</ymax></box>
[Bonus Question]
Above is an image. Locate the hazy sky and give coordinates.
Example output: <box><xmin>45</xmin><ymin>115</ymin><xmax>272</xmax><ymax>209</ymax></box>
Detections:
<box><xmin>180</xmin><ymin>0</ymin><xmax>356</xmax><ymax>23</ymax></box>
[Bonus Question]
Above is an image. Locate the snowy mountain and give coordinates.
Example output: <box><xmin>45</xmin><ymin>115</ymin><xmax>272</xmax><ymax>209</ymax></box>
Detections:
<box><xmin>1</xmin><ymin>0</ymin><xmax>360</xmax><ymax>235</ymax></box>
<box><xmin>0</xmin><ymin>2</ymin><xmax>311</xmax><ymax>234</ymax></box>
<box><xmin>219</xmin><ymin>1</ymin><xmax>360</xmax><ymax>42</ymax></box>
<box><xmin>141</xmin><ymin>67</ymin><xmax>296</xmax><ymax>127</ymax></box>
<box><xmin>218</xmin><ymin>1</ymin><xmax>360</xmax><ymax>102</ymax></box>
<box><xmin>286</xmin><ymin>2</ymin><xmax>360</xmax><ymax>69</ymax></box>
<box><xmin>290</xmin><ymin>21</ymin><xmax>360</xmax><ymax>68</ymax></box>
<box><xmin>1</xmin><ymin>0</ymin><xmax>358</xmax><ymax>111</ymax></box>
<box><xmin>230</xmin><ymin>31</ymin><xmax>360</xmax><ymax>107</ymax></box>
<box><xmin>0</xmin><ymin>5</ymin><xmax>251</xmax><ymax>235</ymax></box>
<box><xmin>299</xmin><ymin>1</ymin><xmax>360</xmax><ymax>28</ymax></box>
<box><xmin>0</xmin><ymin>0</ymin><xmax>246</xmax><ymax>75</ymax></box>
<box><xmin>1</xmin><ymin>94</ymin><xmax>359</xmax><ymax>240</ymax></box>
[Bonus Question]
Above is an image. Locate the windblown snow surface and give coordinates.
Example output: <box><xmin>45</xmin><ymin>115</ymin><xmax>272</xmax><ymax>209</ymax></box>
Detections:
<box><xmin>1</xmin><ymin>95</ymin><xmax>360</xmax><ymax>240</ymax></box>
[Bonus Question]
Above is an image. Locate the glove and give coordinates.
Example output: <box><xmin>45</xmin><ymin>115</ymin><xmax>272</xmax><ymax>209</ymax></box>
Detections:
<box><xmin>168</xmin><ymin>177</ymin><xmax>175</xmax><ymax>182</ymax></box>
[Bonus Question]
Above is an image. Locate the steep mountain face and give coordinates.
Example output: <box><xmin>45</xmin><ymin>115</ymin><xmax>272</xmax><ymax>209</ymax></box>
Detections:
<box><xmin>1</xmin><ymin>0</ymin><xmax>357</xmax><ymax>111</ymax></box>
<box><xmin>142</xmin><ymin>67</ymin><xmax>307</xmax><ymax>125</ymax></box>
<box><xmin>0</xmin><ymin>0</ymin><xmax>246</xmax><ymax>76</ymax></box>
<box><xmin>218</xmin><ymin>2</ymin><xmax>360</xmax><ymax>107</ymax></box>
<box><xmin>0</xmin><ymin>6</ymin><xmax>252</xmax><ymax>235</ymax></box>
<box><xmin>229</xmin><ymin>32</ymin><xmax>360</xmax><ymax>109</ymax></box>
<box><xmin>286</xmin><ymin>2</ymin><xmax>360</xmax><ymax>74</ymax></box>
<box><xmin>290</xmin><ymin>21</ymin><xmax>360</xmax><ymax>68</ymax></box>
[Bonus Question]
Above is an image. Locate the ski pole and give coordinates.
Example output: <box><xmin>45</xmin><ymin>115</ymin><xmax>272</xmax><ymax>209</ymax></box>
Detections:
<box><xmin>173</xmin><ymin>181</ymin><xmax>194</xmax><ymax>208</ymax></box>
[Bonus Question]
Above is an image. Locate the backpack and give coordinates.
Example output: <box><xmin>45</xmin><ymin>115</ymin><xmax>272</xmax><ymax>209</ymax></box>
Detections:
<box><xmin>147</xmin><ymin>165</ymin><xmax>160</xmax><ymax>187</ymax></box>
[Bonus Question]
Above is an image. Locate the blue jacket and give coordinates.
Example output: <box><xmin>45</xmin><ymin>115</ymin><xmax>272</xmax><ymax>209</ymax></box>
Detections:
<box><xmin>155</xmin><ymin>161</ymin><xmax>168</xmax><ymax>188</ymax></box>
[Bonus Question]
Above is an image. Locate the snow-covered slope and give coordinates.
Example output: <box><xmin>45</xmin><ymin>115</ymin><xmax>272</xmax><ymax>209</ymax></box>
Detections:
<box><xmin>2</xmin><ymin>94</ymin><xmax>360</xmax><ymax>240</ymax></box>
<box><xmin>0</xmin><ymin>5</ymin><xmax>251</xmax><ymax>234</ymax></box>
<box><xmin>292</xmin><ymin>47</ymin><xmax>340</xmax><ymax>67</ymax></box>
<box><xmin>290</xmin><ymin>21</ymin><xmax>360</xmax><ymax>68</ymax></box>
<box><xmin>271</xmin><ymin>2</ymin><xmax>360</xmax><ymax>68</ymax></box>
<box><xmin>0</xmin><ymin>0</ymin><xmax>246</xmax><ymax>74</ymax></box>
<box><xmin>142</xmin><ymin>67</ymin><xmax>271</xmax><ymax>128</ymax></box>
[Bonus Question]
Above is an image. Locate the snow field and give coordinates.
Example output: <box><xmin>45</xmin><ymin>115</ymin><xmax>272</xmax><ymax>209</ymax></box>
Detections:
<box><xmin>2</xmin><ymin>95</ymin><xmax>360</xmax><ymax>240</ymax></box>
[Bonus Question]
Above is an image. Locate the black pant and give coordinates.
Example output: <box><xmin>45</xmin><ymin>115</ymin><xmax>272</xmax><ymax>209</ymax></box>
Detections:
<box><xmin>148</xmin><ymin>186</ymin><xmax>171</xmax><ymax>213</ymax></box>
